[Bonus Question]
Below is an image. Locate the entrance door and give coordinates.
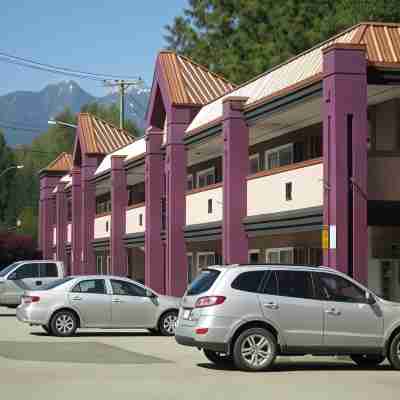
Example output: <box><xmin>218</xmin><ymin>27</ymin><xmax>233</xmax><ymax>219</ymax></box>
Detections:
<box><xmin>315</xmin><ymin>272</ymin><xmax>383</xmax><ymax>350</ymax></box>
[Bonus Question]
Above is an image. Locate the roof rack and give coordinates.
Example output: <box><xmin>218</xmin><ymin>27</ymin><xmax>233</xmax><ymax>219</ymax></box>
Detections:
<box><xmin>235</xmin><ymin>263</ymin><xmax>329</xmax><ymax>269</ymax></box>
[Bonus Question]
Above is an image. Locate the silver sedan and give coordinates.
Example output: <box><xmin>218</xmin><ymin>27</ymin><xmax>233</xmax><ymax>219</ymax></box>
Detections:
<box><xmin>16</xmin><ymin>275</ymin><xmax>181</xmax><ymax>337</ymax></box>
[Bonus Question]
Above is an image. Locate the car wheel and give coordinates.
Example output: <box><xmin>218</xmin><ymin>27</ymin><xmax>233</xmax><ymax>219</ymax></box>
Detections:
<box><xmin>203</xmin><ymin>349</ymin><xmax>233</xmax><ymax>366</ymax></box>
<box><xmin>158</xmin><ymin>311</ymin><xmax>178</xmax><ymax>336</ymax></box>
<box><xmin>50</xmin><ymin>310</ymin><xmax>78</xmax><ymax>337</ymax></box>
<box><xmin>351</xmin><ymin>354</ymin><xmax>385</xmax><ymax>367</ymax></box>
<box><xmin>41</xmin><ymin>325</ymin><xmax>51</xmax><ymax>334</ymax></box>
<box><xmin>388</xmin><ymin>332</ymin><xmax>400</xmax><ymax>370</ymax></box>
<box><xmin>233</xmin><ymin>327</ymin><xmax>277</xmax><ymax>372</ymax></box>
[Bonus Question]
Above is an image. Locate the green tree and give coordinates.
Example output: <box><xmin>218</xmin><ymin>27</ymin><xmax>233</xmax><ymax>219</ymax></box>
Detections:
<box><xmin>165</xmin><ymin>0</ymin><xmax>400</xmax><ymax>84</ymax></box>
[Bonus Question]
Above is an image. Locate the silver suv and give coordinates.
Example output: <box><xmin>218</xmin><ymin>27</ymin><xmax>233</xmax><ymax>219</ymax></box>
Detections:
<box><xmin>175</xmin><ymin>265</ymin><xmax>400</xmax><ymax>371</ymax></box>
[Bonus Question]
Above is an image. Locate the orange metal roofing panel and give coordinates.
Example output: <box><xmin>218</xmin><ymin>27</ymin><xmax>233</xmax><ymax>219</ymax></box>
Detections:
<box><xmin>43</xmin><ymin>152</ymin><xmax>72</xmax><ymax>172</ymax></box>
<box><xmin>158</xmin><ymin>51</ymin><xmax>235</xmax><ymax>106</ymax></box>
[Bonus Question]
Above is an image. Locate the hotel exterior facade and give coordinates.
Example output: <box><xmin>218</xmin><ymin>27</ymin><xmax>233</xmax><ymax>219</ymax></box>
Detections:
<box><xmin>39</xmin><ymin>23</ymin><xmax>400</xmax><ymax>300</ymax></box>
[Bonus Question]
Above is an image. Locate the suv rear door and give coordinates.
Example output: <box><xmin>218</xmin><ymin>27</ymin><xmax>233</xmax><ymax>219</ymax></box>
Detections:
<box><xmin>258</xmin><ymin>269</ymin><xmax>324</xmax><ymax>350</ymax></box>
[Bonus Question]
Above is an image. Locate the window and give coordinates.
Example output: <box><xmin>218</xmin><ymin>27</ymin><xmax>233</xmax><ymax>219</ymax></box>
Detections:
<box><xmin>96</xmin><ymin>255</ymin><xmax>103</xmax><ymax>275</ymax></box>
<box><xmin>208</xmin><ymin>199</ymin><xmax>213</xmax><ymax>214</ymax></box>
<box><xmin>106</xmin><ymin>256</ymin><xmax>111</xmax><ymax>275</ymax></box>
<box><xmin>316</xmin><ymin>273</ymin><xmax>366</xmax><ymax>303</ymax></box>
<box><xmin>15</xmin><ymin>263</ymin><xmax>40</xmax><ymax>279</ymax></box>
<box><xmin>197</xmin><ymin>167</ymin><xmax>215</xmax><ymax>188</ymax></box>
<box><xmin>72</xmin><ymin>279</ymin><xmax>107</xmax><ymax>294</ymax></box>
<box><xmin>285</xmin><ymin>182</ymin><xmax>292</xmax><ymax>201</ymax></box>
<box><xmin>110</xmin><ymin>280</ymin><xmax>146</xmax><ymax>297</ymax></box>
<box><xmin>187</xmin><ymin>174</ymin><xmax>194</xmax><ymax>191</ymax></box>
<box><xmin>248</xmin><ymin>250</ymin><xmax>260</xmax><ymax>264</ymax></box>
<box><xmin>276</xmin><ymin>270</ymin><xmax>314</xmax><ymax>299</ymax></box>
<box><xmin>265</xmin><ymin>144</ymin><xmax>293</xmax><ymax>170</ymax></box>
<box><xmin>197</xmin><ymin>252</ymin><xmax>216</xmax><ymax>270</ymax></box>
<box><xmin>39</xmin><ymin>263</ymin><xmax>58</xmax><ymax>278</ymax></box>
<box><xmin>231</xmin><ymin>271</ymin><xmax>266</xmax><ymax>293</ymax></box>
<box><xmin>139</xmin><ymin>214</ymin><xmax>143</xmax><ymax>226</ymax></box>
<box><xmin>96</xmin><ymin>193</ymin><xmax>111</xmax><ymax>215</ymax></box>
<box><xmin>187</xmin><ymin>269</ymin><xmax>220</xmax><ymax>296</ymax></box>
<box><xmin>249</xmin><ymin>154</ymin><xmax>260</xmax><ymax>174</ymax></box>
<box><xmin>187</xmin><ymin>253</ymin><xmax>194</xmax><ymax>283</ymax></box>
<box><xmin>266</xmin><ymin>248</ymin><xmax>294</xmax><ymax>264</ymax></box>
<box><xmin>261</xmin><ymin>271</ymin><xmax>278</xmax><ymax>295</ymax></box>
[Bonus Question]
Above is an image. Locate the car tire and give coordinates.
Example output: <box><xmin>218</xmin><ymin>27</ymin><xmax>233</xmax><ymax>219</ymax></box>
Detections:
<box><xmin>350</xmin><ymin>354</ymin><xmax>385</xmax><ymax>367</ymax></box>
<box><xmin>233</xmin><ymin>327</ymin><xmax>277</xmax><ymax>372</ymax></box>
<box><xmin>388</xmin><ymin>332</ymin><xmax>400</xmax><ymax>370</ymax></box>
<box><xmin>203</xmin><ymin>349</ymin><xmax>233</xmax><ymax>366</ymax></box>
<box><xmin>158</xmin><ymin>310</ymin><xmax>178</xmax><ymax>336</ymax></box>
<box><xmin>50</xmin><ymin>310</ymin><xmax>78</xmax><ymax>337</ymax></box>
<box><xmin>41</xmin><ymin>325</ymin><xmax>51</xmax><ymax>334</ymax></box>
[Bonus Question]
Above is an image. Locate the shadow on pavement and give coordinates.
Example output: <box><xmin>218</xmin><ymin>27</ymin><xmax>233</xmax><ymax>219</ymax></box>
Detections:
<box><xmin>31</xmin><ymin>331</ymin><xmax>159</xmax><ymax>338</ymax></box>
<box><xmin>197</xmin><ymin>361</ymin><xmax>393</xmax><ymax>372</ymax></box>
<box><xmin>0</xmin><ymin>314</ymin><xmax>16</xmax><ymax>317</ymax></box>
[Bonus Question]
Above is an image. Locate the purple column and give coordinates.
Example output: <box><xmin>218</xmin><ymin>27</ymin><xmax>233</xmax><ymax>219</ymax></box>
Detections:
<box><xmin>55</xmin><ymin>182</ymin><xmax>67</xmax><ymax>264</ymax></box>
<box><xmin>165</xmin><ymin>107</ymin><xmax>200</xmax><ymax>296</ymax></box>
<box><xmin>322</xmin><ymin>43</ymin><xmax>368</xmax><ymax>283</ymax></box>
<box><xmin>222</xmin><ymin>96</ymin><xmax>249</xmax><ymax>265</ymax></box>
<box><xmin>40</xmin><ymin>175</ymin><xmax>59</xmax><ymax>259</ymax></box>
<box><xmin>111</xmin><ymin>155</ymin><xmax>128</xmax><ymax>277</ymax></box>
<box><xmin>81</xmin><ymin>156</ymin><xmax>99</xmax><ymax>275</ymax></box>
<box><xmin>71</xmin><ymin>168</ymin><xmax>82</xmax><ymax>274</ymax></box>
<box><xmin>145</xmin><ymin>127</ymin><xmax>165</xmax><ymax>293</ymax></box>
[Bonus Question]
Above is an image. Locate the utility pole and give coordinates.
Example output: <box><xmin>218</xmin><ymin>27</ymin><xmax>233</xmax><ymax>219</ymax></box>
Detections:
<box><xmin>104</xmin><ymin>79</ymin><xmax>142</xmax><ymax>130</ymax></box>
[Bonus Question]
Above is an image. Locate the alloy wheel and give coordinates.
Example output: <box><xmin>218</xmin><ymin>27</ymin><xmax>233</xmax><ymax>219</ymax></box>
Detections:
<box><xmin>240</xmin><ymin>334</ymin><xmax>272</xmax><ymax>368</ymax></box>
<box><xmin>55</xmin><ymin>314</ymin><xmax>75</xmax><ymax>335</ymax></box>
<box><xmin>162</xmin><ymin>314</ymin><xmax>177</xmax><ymax>335</ymax></box>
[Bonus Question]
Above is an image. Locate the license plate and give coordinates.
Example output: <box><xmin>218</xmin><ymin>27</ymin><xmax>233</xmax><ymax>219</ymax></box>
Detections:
<box><xmin>182</xmin><ymin>309</ymin><xmax>192</xmax><ymax>320</ymax></box>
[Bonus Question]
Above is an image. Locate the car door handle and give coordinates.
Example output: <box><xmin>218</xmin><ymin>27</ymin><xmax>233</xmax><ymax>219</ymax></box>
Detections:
<box><xmin>71</xmin><ymin>296</ymin><xmax>82</xmax><ymax>301</ymax></box>
<box><xmin>325</xmin><ymin>307</ymin><xmax>341</xmax><ymax>316</ymax></box>
<box><xmin>36</xmin><ymin>281</ymin><xmax>42</xmax><ymax>286</ymax></box>
<box><xmin>112</xmin><ymin>298</ymin><xmax>123</xmax><ymax>303</ymax></box>
<box><xmin>263</xmin><ymin>302</ymin><xmax>279</xmax><ymax>310</ymax></box>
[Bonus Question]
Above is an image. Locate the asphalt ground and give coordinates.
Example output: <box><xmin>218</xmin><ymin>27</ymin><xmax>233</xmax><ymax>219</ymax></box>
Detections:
<box><xmin>0</xmin><ymin>307</ymin><xmax>398</xmax><ymax>400</ymax></box>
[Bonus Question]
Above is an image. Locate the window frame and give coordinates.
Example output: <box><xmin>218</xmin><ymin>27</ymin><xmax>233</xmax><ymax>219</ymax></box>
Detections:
<box><xmin>265</xmin><ymin>247</ymin><xmax>294</xmax><ymax>264</ymax></box>
<box><xmin>187</xmin><ymin>174</ymin><xmax>194</xmax><ymax>191</ymax></box>
<box><xmin>197</xmin><ymin>251</ymin><xmax>216</xmax><ymax>271</ymax></box>
<box><xmin>110</xmin><ymin>279</ymin><xmax>147</xmax><ymax>297</ymax></box>
<box><xmin>197</xmin><ymin>167</ymin><xmax>216</xmax><ymax>188</ymax></box>
<box><xmin>265</xmin><ymin>143</ymin><xmax>294</xmax><ymax>170</ymax></box>
<box><xmin>71</xmin><ymin>279</ymin><xmax>107</xmax><ymax>295</ymax></box>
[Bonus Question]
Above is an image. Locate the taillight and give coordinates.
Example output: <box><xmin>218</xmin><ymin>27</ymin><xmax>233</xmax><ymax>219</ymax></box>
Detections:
<box><xmin>195</xmin><ymin>296</ymin><xmax>226</xmax><ymax>308</ymax></box>
<box><xmin>23</xmin><ymin>296</ymin><xmax>40</xmax><ymax>304</ymax></box>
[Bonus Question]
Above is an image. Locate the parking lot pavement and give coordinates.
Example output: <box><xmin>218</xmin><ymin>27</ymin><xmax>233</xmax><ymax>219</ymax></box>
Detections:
<box><xmin>0</xmin><ymin>307</ymin><xmax>398</xmax><ymax>400</ymax></box>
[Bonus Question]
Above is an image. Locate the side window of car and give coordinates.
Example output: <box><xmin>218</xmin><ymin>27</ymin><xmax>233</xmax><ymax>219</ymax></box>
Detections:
<box><xmin>261</xmin><ymin>271</ymin><xmax>278</xmax><ymax>295</ymax></box>
<box><xmin>110</xmin><ymin>280</ymin><xmax>146</xmax><ymax>297</ymax></box>
<box><xmin>39</xmin><ymin>263</ymin><xmax>58</xmax><ymax>278</ymax></box>
<box><xmin>72</xmin><ymin>279</ymin><xmax>106</xmax><ymax>294</ymax></box>
<box><xmin>15</xmin><ymin>263</ymin><xmax>40</xmax><ymax>279</ymax></box>
<box><xmin>317</xmin><ymin>273</ymin><xmax>366</xmax><ymax>303</ymax></box>
<box><xmin>275</xmin><ymin>270</ymin><xmax>314</xmax><ymax>299</ymax></box>
<box><xmin>231</xmin><ymin>271</ymin><xmax>266</xmax><ymax>293</ymax></box>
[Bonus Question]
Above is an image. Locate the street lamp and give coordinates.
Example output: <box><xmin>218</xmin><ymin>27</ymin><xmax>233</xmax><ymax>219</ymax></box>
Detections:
<box><xmin>0</xmin><ymin>165</ymin><xmax>24</xmax><ymax>179</ymax></box>
<box><xmin>48</xmin><ymin>119</ymin><xmax>77</xmax><ymax>129</ymax></box>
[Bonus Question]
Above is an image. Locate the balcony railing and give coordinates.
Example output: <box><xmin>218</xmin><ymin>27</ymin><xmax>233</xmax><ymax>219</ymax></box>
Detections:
<box><xmin>186</xmin><ymin>183</ymin><xmax>223</xmax><ymax>226</ymax></box>
<box><xmin>247</xmin><ymin>158</ymin><xmax>323</xmax><ymax>216</ymax></box>
<box><xmin>126</xmin><ymin>203</ymin><xmax>145</xmax><ymax>234</ymax></box>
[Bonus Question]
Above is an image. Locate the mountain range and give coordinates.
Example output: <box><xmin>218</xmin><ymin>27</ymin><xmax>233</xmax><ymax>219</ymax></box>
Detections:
<box><xmin>0</xmin><ymin>80</ymin><xmax>150</xmax><ymax>146</ymax></box>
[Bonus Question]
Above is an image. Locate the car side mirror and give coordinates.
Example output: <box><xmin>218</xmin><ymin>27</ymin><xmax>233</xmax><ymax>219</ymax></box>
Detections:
<box><xmin>365</xmin><ymin>291</ymin><xmax>376</xmax><ymax>305</ymax></box>
<box><xmin>145</xmin><ymin>289</ymin><xmax>156</xmax><ymax>298</ymax></box>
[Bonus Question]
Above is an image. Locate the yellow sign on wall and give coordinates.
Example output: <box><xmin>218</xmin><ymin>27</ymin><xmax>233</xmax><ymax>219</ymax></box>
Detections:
<box><xmin>322</xmin><ymin>225</ymin><xmax>329</xmax><ymax>250</ymax></box>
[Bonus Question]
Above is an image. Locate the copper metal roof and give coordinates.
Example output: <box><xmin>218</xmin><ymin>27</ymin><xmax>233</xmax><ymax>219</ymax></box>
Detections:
<box><xmin>77</xmin><ymin>113</ymin><xmax>135</xmax><ymax>155</ymax></box>
<box><xmin>158</xmin><ymin>51</ymin><xmax>235</xmax><ymax>105</ymax></box>
<box><xmin>42</xmin><ymin>152</ymin><xmax>72</xmax><ymax>173</ymax></box>
<box><xmin>186</xmin><ymin>22</ymin><xmax>400</xmax><ymax>135</ymax></box>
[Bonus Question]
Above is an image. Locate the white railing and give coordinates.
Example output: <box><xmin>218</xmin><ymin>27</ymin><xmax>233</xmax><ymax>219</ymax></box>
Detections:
<box><xmin>247</xmin><ymin>160</ymin><xmax>323</xmax><ymax>216</ymax></box>
<box><xmin>94</xmin><ymin>214</ymin><xmax>111</xmax><ymax>239</ymax></box>
<box><xmin>186</xmin><ymin>184</ymin><xmax>223</xmax><ymax>226</ymax></box>
<box><xmin>126</xmin><ymin>205</ymin><xmax>145</xmax><ymax>234</ymax></box>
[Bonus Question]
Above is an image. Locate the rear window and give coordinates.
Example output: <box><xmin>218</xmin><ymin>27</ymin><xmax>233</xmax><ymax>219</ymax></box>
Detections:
<box><xmin>186</xmin><ymin>269</ymin><xmax>220</xmax><ymax>296</ymax></box>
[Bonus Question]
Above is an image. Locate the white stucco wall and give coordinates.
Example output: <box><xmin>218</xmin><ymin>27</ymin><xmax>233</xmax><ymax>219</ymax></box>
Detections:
<box><xmin>186</xmin><ymin>186</ymin><xmax>223</xmax><ymax>226</ymax></box>
<box><xmin>94</xmin><ymin>214</ymin><xmax>111</xmax><ymax>239</ymax></box>
<box><xmin>247</xmin><ymin>163</ymin><xmax>323</xmax><ymax>216</ymax></box>
<box><xmin>126</xmin><ymin>206</ymin><xmax>145</xmax><ymax>234</ymax></box>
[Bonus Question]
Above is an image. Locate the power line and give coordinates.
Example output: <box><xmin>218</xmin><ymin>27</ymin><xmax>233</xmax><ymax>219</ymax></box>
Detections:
<box><xmin>0</xmin><ymin>50</ymin><xmax>144</xmax><ymax>82</ymax></box>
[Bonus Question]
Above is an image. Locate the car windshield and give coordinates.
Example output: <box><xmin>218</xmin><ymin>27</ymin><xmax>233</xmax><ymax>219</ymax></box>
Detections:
<box><xmin>41</xmin><ymin>277</ymin><xmax>75</xmax><ymax>290</ymax></box>
<box><xmin>186</xmin><ymin>269</ymin><xmax>221</xmax><ymax>296</ymax></box>
<box><xmin>0</xmin><ymin>262</ymin><xmax>21</xmax><ymax>277</ymax></box>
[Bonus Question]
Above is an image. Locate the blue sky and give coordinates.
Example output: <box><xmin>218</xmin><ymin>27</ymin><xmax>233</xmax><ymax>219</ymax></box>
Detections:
<box><xmin>0</xmin><ymin>0</ymin><xmax>188</xmax><ymax>96</ymax></box>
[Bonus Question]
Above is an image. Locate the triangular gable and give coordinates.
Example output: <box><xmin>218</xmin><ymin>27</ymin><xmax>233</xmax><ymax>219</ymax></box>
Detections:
<box><xmin>41</xmin><ymin>152</ymin><xmax>72</xmax><ymax>173</ymax></box>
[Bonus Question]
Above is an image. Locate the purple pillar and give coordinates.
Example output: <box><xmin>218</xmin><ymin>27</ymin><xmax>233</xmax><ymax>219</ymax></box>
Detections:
<box><xmin>322</xmin><ymin>43</ymin><xmax>368</xmax><ymax>283</ymax></box>
<box><xmin>165</xmin><ymin>107</ymin><xmax>200</xmax><ymax>296</ymax></box>
<box><xmin>111</xmin><ymin>156</ymin><xmax>128</xmax><ymax>277</ymax></box>
<box><xmin>71</xmin><ymin>168</ymin><xmax>82</xmax><ymax>274</ymax></box>
<box><xmin>145</xmin><ymin>127</ymin><xmax>165</xmax><ymax>293</ymax></box>
<box><xmin>40</xmin><ymin>175</ymin><xmax>59</xmax><ymax>260</ymax></box>
<box><xmin>81</xmin><ymin>156</ymin><xmax>99</xmax><ymax>275</ymax></box>
<box><xmin>222</xmin><ymin>97</ymin><xmax>249</xmax><ymax>265</ymax></box>
<box><xmin>55</xmin><ymin>182</ymin><xmax>67</xmax><ymax>264</ymax></box>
